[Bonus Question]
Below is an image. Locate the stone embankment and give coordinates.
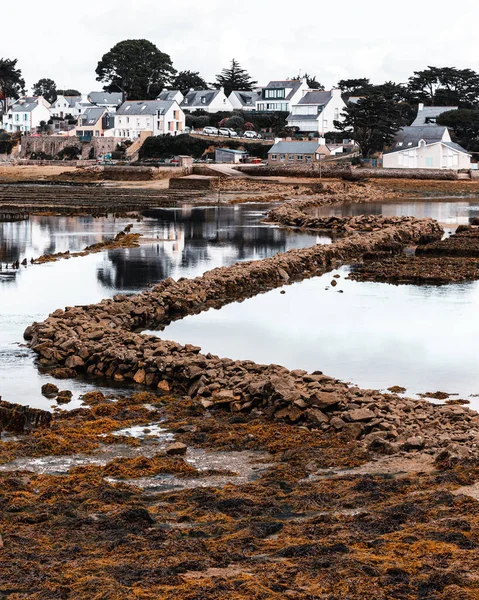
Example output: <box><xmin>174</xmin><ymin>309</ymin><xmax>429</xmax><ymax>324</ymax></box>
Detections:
<box><xmin>0</xmin><ymin>398</ymin><xmax>52</xmax><ymax>434</ymax></box>
<box><xmin>25</xmin><ymin>217</ymin><xmax>460</xmax><ymax>454</ymax></box>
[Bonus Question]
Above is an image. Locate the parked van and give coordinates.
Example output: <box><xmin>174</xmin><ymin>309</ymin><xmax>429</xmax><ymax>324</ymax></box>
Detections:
<box><xmin>243</xmin><ymin>130</ymin><xmax>261</xmax><ymax>139</ymax></box>
<box><xmin>203</xmin><ymin>126</ymin><xmax>219</xmax><ymax>136</ymax></box>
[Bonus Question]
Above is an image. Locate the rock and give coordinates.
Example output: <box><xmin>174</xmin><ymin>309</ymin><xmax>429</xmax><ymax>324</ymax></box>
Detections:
<box><xmin>346</xmin><ymin>408</ymin><xmax>375</xmax><ymax>422</ymax></box>
<box><xmin>270</xmin><ymin>375</ymin><xmax>301</xmax><ymax>403</ymax></box>
<box><xmin>50</xmin><ymin>368</ymin><xmax>77</xmax><ymax>380</ymax></box>
<box><xmin>133</xmin><ymin>369</ymin><xmax>146</xmax><ymax>384</ymax></box>
<box><xmin>65</xmin><ymin>355</ymin><xmax>84</xmax><ymax>369</ymax></box>
<box><xmin>274</xmin><ymin>406</ymin><xmax>303</xmax><ymax>422</ymax></box>
<box><xmin>23</xmin><ymin>325</ymin><xmax>34</xmax><ymax>340</ymax></box>
<box><xmin>212</xmin><ymin>390</ymin><xmax>236</xmax><ymax>404</ymax></box>
<box><xmin>166</xmin><ymin>442</ymin><xmax>187</xmax><ymax>456</ymax></box>
<box><xmin>157</xmin><ymin>380</ymin><xmax>170</xmax><ymax>393</ymax></box>
<box><xmin>307</xmin><ymin>392</ymin><xmax>340</xmax><ymax>411</ymax></box>
<box><xmin>402</xmin><ymin>436</ymin><xmax>425</xmax><ymax>451</ymax></box>
<box><xmin>330</xmin><ymin>416</ymin><xmax>346</xmax><ymax>430</ymax></box>
<box><xmin>331</xmin><ymin>279</ymin><xmax>337</xmax><ymax>287</ymax></box>
<box><xmin>41</xmin><ymin>383</ymin><xmax>59</xmax><ymax>397</ymax></box>
<box><xmin>341</xmin><ymin>423</ymin><xmax>363</xmax><ymax>440</ymax></box>
<box><xmin>56</xmin><ymin>390</ymin><xmax>73</xmax><ymax>404</ymax></box>
<box><xmin>435</xmin><ymin>443</ymin><xmax>471</xmax><ymax>467</ymax></box>
<box><xmin>278</xmin><ymin>268</ymin><xmax>290</xmax><ymax>281</ymax></box>
<box><xmin>306</xmin><ymin>408</ymin><xmax>329</xmax><ymax>425</ymax></box>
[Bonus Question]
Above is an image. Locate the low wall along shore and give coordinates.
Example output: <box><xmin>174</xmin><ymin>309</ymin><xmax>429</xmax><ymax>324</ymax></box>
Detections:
<box><xmin>26</xmin><ymin>205</ymin><xmax>479</xmax><ymax>455</ymax></box>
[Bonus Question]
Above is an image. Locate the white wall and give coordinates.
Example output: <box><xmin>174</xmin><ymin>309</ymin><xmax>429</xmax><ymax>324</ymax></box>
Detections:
<box><xmin>289</xmin><ymin>89</ymin><xmax>346</xmax><ymax>134</ymax></box>
<box><xmin>114</xmin><ymin>102</ymin><xmax>185</xmax><ymax>139</ymax></box>
<box><xmin>383</xmin><ymin>142</ymin><xmax>471</xmax><ymax>170</ymax></box>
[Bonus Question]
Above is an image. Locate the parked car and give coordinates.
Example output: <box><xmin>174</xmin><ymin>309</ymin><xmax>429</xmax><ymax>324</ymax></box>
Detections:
<box><xmin>243</xmin><ymin>130</ymin><xmax>260</xmax><ymax>139</ymax></box>
<box><xmin>203</xmin><ymin>126</ymin><xmax>218</xmax><ymax>136</ymax></box>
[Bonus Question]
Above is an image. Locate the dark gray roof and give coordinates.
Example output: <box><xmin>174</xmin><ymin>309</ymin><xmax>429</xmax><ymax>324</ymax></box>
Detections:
<box><xmin>411</xmin><ymin>106</ymin><xmax>458</xmax><ymax>126</ymax></box>
<box><xmin>88</xmin><ymin>92</ymin><xmax>123</xmax><ymax>105</ymax></box>
<box><xmin>268</xmin><ymin>141</ymin><xmax>321</xmax><ymax>154</ymax></box>
<box><xmin>230</xmin><ymin>90</ymin><xmax>260</xmax><ymax>106</ymax></box>
<box><xmin>181</xmin><ymin>90</ymin><xmax>219</xmax><ymax>107</ymax></box>
<box><xmin>297</xmin><ymin>91</ymin><xmax>332</xmax><ymax>106</ymax></box>
<box><xmin>443</xmin><ymin>141</ymin><xmax>470</xmax><ymax>154</ymax></box>
<box><xmin>157</xmin><ymin>90</ymin><xmax>181</xmax><ymax>101</ymax></box>
<box><xmin>263</xmin><ymin>80</ymin><xmax>303</xmax><ymax>101</ymax></box>
<box><xmin>116</xmin><ymin>100</ymin><xmax>174</xmax><ymax>116</ymax></box>
<box><xmin>216</xmin><ymin>148</ymin><xmax>247</xmax><ymax>154</ymax></box>
<box><xmin>57</xmin><ymin>95</ymin><xmax>82</xmax><ymax>108</ymax></box>
<box><xmin>80</xmin><ymin>107</ymin><xmax>105</xmax><ymax>126</ymax></box>
<box><xmin>386</xmin><ymin>126</ymin><xmax>454</xmax><ymax>154</ymax></box>
<box><xmin>10</xmin><ymin>98</ymin><xmax>40</xmax><ymax>112</ymax></box>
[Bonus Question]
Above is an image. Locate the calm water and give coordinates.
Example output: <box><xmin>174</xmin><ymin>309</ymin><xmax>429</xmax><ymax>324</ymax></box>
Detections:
<box><xmin>0</xmin><ymin>204</ymin><xmax>324</xmax><ymax>409</ymax></box>
<box><xmin>155</xmin><ymin>268</ymin><xmax>479</xmax><ymax>405</ymax></box>
<box><xmin>308</xmin><ymin>199</ymin><xmax>479</xmax><ymax>231</ymax></box>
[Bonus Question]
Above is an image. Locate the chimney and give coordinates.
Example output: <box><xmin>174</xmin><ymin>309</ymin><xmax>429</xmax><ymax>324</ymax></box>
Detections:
<box><xmin>418</xmin><ymin>103</ymin><xmax>424</xmax><ymax>111</ymax></box>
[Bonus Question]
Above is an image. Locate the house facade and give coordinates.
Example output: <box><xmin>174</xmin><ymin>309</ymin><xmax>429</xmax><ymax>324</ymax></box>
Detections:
<box><xmin>2</xmin><ymin>96</ymin><xmax>51</xmax><ymax>133</ymax></box>
<box><xmin>76</xmin><ymin>107</ymin><xmax>115</xmax><ymax>139</ymax></box>
<box><xmin>50</xmin><ymin>95</ymin><xmax>89</xmax><ymax>118</ymax></box>
<box><xmin>157</xmin><ymin>90</ymin><xmax>184</xmax><ymax>103</ymax></box>
<box><xmin>255</xmin><ymin>79</ymin><xmax>309</xmax><ymax>112</ymax></box>
<box><xmin>383</xmin><ymin>126</ymin><xmax>471</xmax><ymax>170</ymax></box>
<box><xmin>228</xmin><ymin>90</ymin><xmax>261</xmax><ymax>111</ymax></box>
<box><xmin>215</xmin><ymin>148</ymin><xmax>247</xmax><ymax>163</ymax></box>
<box><xmin>287</xmin><ymin>89</ymin><xmax>346</xmax><ymax>134</ymax></box>
<box><xmin>114</xmin><ymin>100</ymin><xmax>185</xmax><ymax>139</ymax></box>
<box><xmin>267</xmin><ymin>140</ymin><xmax>329</xmax><ymax>166</ymax></box>
<box><xmin>180</xmin><ymin>89</ymin><xmax>233</xmax><ymax>113</ymax></box>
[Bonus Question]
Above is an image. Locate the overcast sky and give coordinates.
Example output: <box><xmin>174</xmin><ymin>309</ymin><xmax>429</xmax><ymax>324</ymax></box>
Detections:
<box><xmin>3</xmin><ymin>0</ymin><xmax>479</xmax><ymax>94</ymax></box>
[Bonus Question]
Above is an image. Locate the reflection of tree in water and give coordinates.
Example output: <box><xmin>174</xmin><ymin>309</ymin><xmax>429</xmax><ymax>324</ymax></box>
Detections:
<box><xmin>98</xmin><ymin>207</ymin><xmax>290</xmax><ymax>290</ymax></box>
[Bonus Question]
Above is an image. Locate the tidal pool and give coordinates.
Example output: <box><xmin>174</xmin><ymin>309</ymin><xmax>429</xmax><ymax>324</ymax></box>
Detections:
<box><xmin>0</xmin><ymin>204</ymin><xmax>323</xmax><ymax>409</ymax></box>
<box><xmin>153</xmin><ymin>267</ymin><xmax>479</xmax><ymax>406</ymax></box>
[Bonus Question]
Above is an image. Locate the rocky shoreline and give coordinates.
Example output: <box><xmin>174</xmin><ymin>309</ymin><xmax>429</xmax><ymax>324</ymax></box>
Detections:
<box><xmin>24</xmin><ymin>216</ymin><xmax>472</xmax><ymax>457</ymax></box>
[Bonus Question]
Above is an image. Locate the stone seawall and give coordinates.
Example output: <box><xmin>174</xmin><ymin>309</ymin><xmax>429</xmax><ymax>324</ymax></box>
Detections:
<box><xmin>25</xmin><ymin>217</ymin><xmax>455</xmax><ymax>451</ymax></box>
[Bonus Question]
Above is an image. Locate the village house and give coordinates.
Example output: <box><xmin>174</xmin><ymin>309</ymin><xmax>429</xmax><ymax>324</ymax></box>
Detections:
<box><xmin>50</xmin><ymin>95</ymin><xmax>90</xmax><ymax>118</ymax></box>
<box><xmin>2</xmin><ymin>96</ymin><xmax>51</xmax><ymax>134</ymax></box>
<box><xmin>180</xmin><ymin>88</ymin><xmax>233</xmax><ymax>113</ymax></box>
<box><xmin>267</xmin><ymin>140</ymin><xmax>330</xmax><ymax>166</ymax></box>
<box><xmin>287</xmin><ymin>89</ymin><xmax>346</xmax><ymax>135</ymax></box>
<box><xmin>75</xmin><ymin>107</ymin><xmax>115</xmax><ymax>139</ymax></box>
<box><xmin>157</xmin><ymin>89</ymin><xmax>184</xmax><ymax>103</ymax></box>
<box><xmin>410</xmin><ymin>103</ymin><xmax>458</xmax><ymax>126</ymax></box>
<box><xmin>87</xmin><ymin>92</ymin><xmax>123</xmax><ymax>112</ymax></box>
<box><xmin>255</xmin><ymin>79</ymin><xmax>309</xmax><ymax>112</ymax></box>
<box><xmin>383</xmin><ymin>126</ymin><xmax>471</xmax><ymax>170</ymax></box>
<box><xmin>215</xmin><ymin>148</ymin><xmax>248</xmax><ymax>163</ymax></box>
<box><xmin>228</xmin><ymin>90</ymin><xmax>261</xmax><ymax>111</ymax></box>
<box><xmin>114</xmin><ymin>99</ymin><xmax>185</xmax><ymax>139</ymax></box>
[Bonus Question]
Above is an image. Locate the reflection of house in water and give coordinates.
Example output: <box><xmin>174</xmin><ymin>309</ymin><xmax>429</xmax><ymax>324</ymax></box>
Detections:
<box><xmin>97</xmin><ymin>206</ymin><xmax>297</xmax><ymax>290</ymax></box>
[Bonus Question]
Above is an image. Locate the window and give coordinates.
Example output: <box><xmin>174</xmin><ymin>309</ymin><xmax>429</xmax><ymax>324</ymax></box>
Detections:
<box><xmin>125</xmin><ymin>105</ymin><xmax>131</xmax><ymax>111</ymax></box>
<box><xmin>173</xmin><ymin>110</ymin><xmax>179</xmax><ymax>120</ymax></box>
<box><xmin>24</xmin><ymin>114</ymin><xmax>28</xmax><ymax>121</ymax></box>
<box><xmin>126</xmin><ymin>117</ymin><xmax>129</xmax><ymax>124</ymax></box>
<box><xmin>265</xmin><ymin>88</ymin><xmax>285</xmax><ymax>99</ymax></box>
<box><xmin>288</xmin><ymin>154</ymin><xmax>294</xmax><ymax>161</ymax></box>
<box><xmin>426</xmin><ymin>157</ymin><xmax>433</xmax><ymax>167</ymax></box>
<box><xmin>297</xmin><ymin>155</ymin><xmax>303</xmax><ymax>161</ymax></box>
<box><xmin>323</xmin><ymin>119</ymin><xmax>328</xmax><ymax>128</ymax></box>
<box><xmin>334</xmin><ymin>108</ymin><xmax>339</xmax><ymax>120</ymax></box>
<box><xmin>279</xmin><ymin>154</ymin><xmax>285</xmax><ymax>160</ymax></box>
<box><xmin>270</xmin><ymin>154</ymin><xmax>277</xmax><ymax>160</ymax></box>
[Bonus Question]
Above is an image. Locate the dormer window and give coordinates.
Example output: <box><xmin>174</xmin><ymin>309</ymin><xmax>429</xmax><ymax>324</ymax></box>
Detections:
<box><xmin>201</xmin><ymin>97</ymin><xmax>206</xmax><ymax>104</ymax></box>
<box><xmin>125</xmin><ymin>105</ymin><xmax>131</xmax><ymax>111</ymax></box>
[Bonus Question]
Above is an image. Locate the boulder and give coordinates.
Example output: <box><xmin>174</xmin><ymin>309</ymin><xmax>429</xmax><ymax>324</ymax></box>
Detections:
<box><xmin>166</xmin><ymin>442</ymin><xmax>187</xmax><ymax>456</ymax></box>
<box><xmin>133</xmin><ymin>369</ymin><xmax>146</xmax><ymax>384</ymax></box>
<box><xmin>65</xmin><ymin>355</ymin><xmax>85</xmax><ymax>369</ymax></box>
<box><xmin>308</xmin><ymin>392</ymin><xmax>341</xmax><ymax>411</ymax></box>
<box><xmin>402</xmin><ymin>436</ymin><xmax>425</xmax><ymax>451</ymax></box>
<box><xmin>41</xmin><ymin>383</ymin><xmax>59</xmax><ymax>397</ymax></box>
<box><xmin>346</xmin><ymin>408</ymin><xmax>375</xmax><ymax>422</ymax></box>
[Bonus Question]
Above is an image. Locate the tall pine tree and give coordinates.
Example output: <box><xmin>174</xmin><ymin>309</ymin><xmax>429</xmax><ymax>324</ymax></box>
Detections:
<box><xmin>214</xmin><ymin>59</ymin><xmax>257</xmax><ymax>96</ymax></box>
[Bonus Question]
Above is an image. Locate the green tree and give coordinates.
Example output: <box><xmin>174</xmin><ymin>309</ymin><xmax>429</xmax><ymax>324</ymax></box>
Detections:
<box><xmin>214</xmin><ymin>59</ymin><xmax>257</xmax><ymax>96</ymax></box>
<box><xmin>437</xmin><ymin>108</ymin><xmax>479</xmax><ymax>151</ymax></box>
<box><xmin>337</xmin><ymin>78</ymin><xmax>372</xmax><ymax>99</ymax></box>
<box><xmin>32</xmin><ymin>78</ymin><xmax>57</xmax><ymax>103</ymax></box>
<box><xmin>288</xmin><ymin>73</ymin><xmax>324</xmax><ymax>90</ymax></box>
<box><xmin>334</xmin><ymin>88</ymin><xmax>409</xmax><ymax>157</ymax></box>
<box><xmin>172</xmin><ymin>70</ymin><xmax>207</xmax><ymax>95</ymax></box>
<box><xmin>95</xmin><ymin>39</ymin><xmax>176</xmax><ymax>100</ymax></box>
<box><xmin>0</xmin><ymin>58</ymin><xmax>25</xmax><ymax>112</ymax></box>
<box><xmin>56</xmin><ymin>89</ymin><xmax>81</xmax><ymax>96</ymax></box>
<box><xmin>408</xmin><ymin>66</ymin><xmax>479</xmax><ymax>107</ymax></box>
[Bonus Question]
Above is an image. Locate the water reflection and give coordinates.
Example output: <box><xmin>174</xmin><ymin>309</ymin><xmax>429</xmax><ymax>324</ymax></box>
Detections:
<box><xmin>156</xmin><ymin>268</ymin><xmax>479</xmax><ymax>405</ymax></box>
<box><xmin>0</xmin><ymin>204</ymin><xmax>323</xmax><ymax>409</ymax></box>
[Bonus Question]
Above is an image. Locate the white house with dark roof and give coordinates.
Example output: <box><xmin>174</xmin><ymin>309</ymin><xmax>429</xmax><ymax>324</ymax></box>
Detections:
<box><xmin>228</xmin><ymin>90</ymin><xmax>261</xmax><ymax>111</ymax></box>
<box><xmin>255</xmin><ymin>79</ymin><xmax>309</xmax><ymax>112</ymax></box>
<box><xmin>87</xmin><ymin>92</ymin><xmax>123</xmax><ymax>112</ymax></box>
<box><xmin>2</xmin><ymin>96</ymin><xmax>51</xmax><ymax>133</ymax></box>
<box><xmin>287</xmin><ymin>89</ymin><xmax>346</xmax><ymax>134</ymax></box>
<box><xmin>157</xmin><ymin>89</ymin><xmax>184</xmax><ymax>103</ymax></box>
<box><xmin>50</xmin><ymin>95</ymin><xmax>90</xmax><ymax>118</ymax></box>
<box><xmin>383</xmin><ymin>126</ymin><xmax>471</xmax><ymax>170</ymax></box>
<box><xmin>180</xmin><ymin>89</ymin><xmax>233</xmax><ymax>113</ymax></box>
<box><xmin>114</xmin><ymin>100</ymin><xmax>185</xmax><ymax>139</ymax></box>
